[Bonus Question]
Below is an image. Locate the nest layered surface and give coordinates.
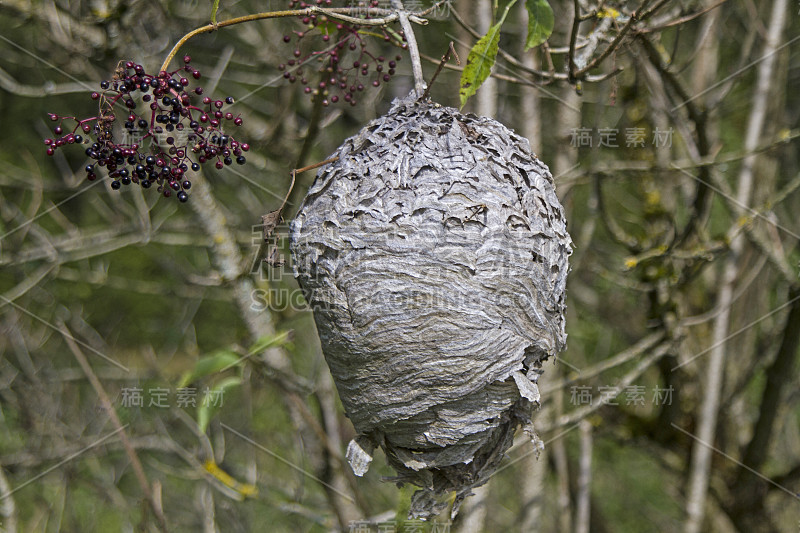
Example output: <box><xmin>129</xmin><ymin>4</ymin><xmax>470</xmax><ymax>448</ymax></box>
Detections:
<box><xmin>290</xmin><ymin>93</ymin><xmax>571</xmax><ymax>518</ymax></box>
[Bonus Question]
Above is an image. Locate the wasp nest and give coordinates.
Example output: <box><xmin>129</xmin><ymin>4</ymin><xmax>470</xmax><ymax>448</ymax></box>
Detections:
<box><xmin>290</xmin><ymin>93</ymin><xmax>571</xmax><ymax>519</ymax></box>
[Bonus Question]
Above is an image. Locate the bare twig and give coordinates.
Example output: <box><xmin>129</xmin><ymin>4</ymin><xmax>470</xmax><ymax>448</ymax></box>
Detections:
<box><xmin>419</xmin><ymin>51</ymin><xmax>622</xmax><ymax>90</ymax></box>
<box><xmin>392</xmin><ymin>0</ymin><xmax>426</xmax><ymax>95</ymax></box>
<box><xmin>639</xmin><ymin>0</ymin><xmax>730</xmax><ymax>32</ymax></box>
<box><xmin>0</xmin><ymin>66</ymin><xmax>91</xmax><ymax>96</ymax></box>
<box><xmin>540</xmin><ymin>332</ymin><xmax>665</xmax><ymax>395</ymax></box>
<box><xmin>189</xmin><ymin>170</ymin><xmax>312</xmax><ymax>394</ymax></box>
<box><xmin>161</xmin><ymin>4</ymin><xmax>434</xmax><ymax>72</ymax></box>
<box><xmin>683</xmin><ymin>2</ymin><xmax>789</xmax><ymax>531</ymax></box>
<box><xmin>450</xmin><ymin>7</ymin><xmax>618</xmax><ymax>84</ymax></box>
<box><xmin>552</xmin><ymin>382</ymin><xmax>573</xmax><ymax>532</ymax></box>
<box><xmin>545</xmin><ymin>342</ymin><xmax>673</xmax><ymax>431</ymax></box>
<box><xmin>567</xmin><ymin>0</ymin><xmax>582</xmax><ymax>82</ymax></box>
<box><xmin>58</xmin><ymin>323</ymin><xmax>168</xmax><ymax>533</ymax></box>
<box><xmin>282</xmin><ymin>157</ymin><xmax>339</xmax><ymax>214</ymax></box>
<box><xmin>421</xmin><ymin>41</ymin><xmax>458</xmax><ymax>100</ymax></box>
<box><xmin>572</xmin><ymin>0</ymin><xmax>653</xmax><ymax>80</ymax></box>
<box><xmin>594</xmin><ymin>174</ymin><xmax>641</xmax><ymax>251</ymax></box>
<box><xmin>575</xmin><ymin>420</ymin><xmax>593</xmax><ymax>533</ymax></box>
<box><xmin>637</xmin><ymin>35</ymin><xmax>714</xmax><ymax>247</ymax></box>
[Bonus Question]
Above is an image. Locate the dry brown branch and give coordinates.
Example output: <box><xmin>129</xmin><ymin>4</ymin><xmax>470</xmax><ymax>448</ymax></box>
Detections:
<box><xmin>58</xmin><ymin>323</ymin><xmax>168</xmax><ymax>532</ymax></box>
<box><xmin>540</xmin><ymin>332</ymin><xmax>666</xmax><ymax>395</ymax></box>
<box><xmin>544</xmin><ymin>341</ymin><xmax>674</xmax><ymax>432</ymax></box>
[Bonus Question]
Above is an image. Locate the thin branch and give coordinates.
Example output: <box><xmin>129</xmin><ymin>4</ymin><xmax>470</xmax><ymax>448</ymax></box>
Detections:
<box><xmin>1</xmin><ymin>262</ymin><xmax>56</xmax><ymax>306</ymax></box>
<box><xmin>683</xmin><ymin>1</ymin><xmax>789</xmax><ymax>530</ymax></box>
<box><xmin>594</xmin><ymin>174</ymin><xmax>641</xmax><ymax>251</ymax></box>
<box><xmin>540</xmin><ymin>332</ymin><xmax>666</xmax><ymax>395</ymax></box>
<box><xmin>450</xmin><ymin>6</ymin><xmax>597</xmax><ymax>83</ymax></box>
<box><xmin>638</xmin><ymin>0</ymin><xmax>671</xmax><ymax>22</ymax></box>
<box><xmin>392</xmin><ymin>0</ymin><xmax>426</xmax><ymax>95</ymax></box>
<box><xmin>568</xmin><ymin>0</ymin><xmax>582</xmax><ymax>82</ymax></box>
<box><xmin>283</xmin><ymin>157</ymin><xmax>339</xmax><ymax>214</ymax></box>
<box><xmin>543</xmin><ymin>342</ymin><xmax>673</xmax><ymax>431</ymax></box>
<box><xmin>419</xmin><ymin>52</ymin><xmax>534</xmax><ymax>86</ymax></box>
<box><xmin>637</xmin><ymin>34</ymin><xmax>713</xmax><ymax>247</ymax></box>
<box><xmin>188</xmin><ymin>170</ymin><xmax>312</xmax><ymax>394</ymax></box>
<box><xmin>160</xmin><ymin>5</ymin><xmax>429</xmax><ymax>72</ymax></box>
<box><xmin>552</xmin><ymin>384</ymin><xmax>573</xmax><ymax>532</ymax></box>
<box><xmin>574</xmin><ymin>0</ymin><xmax>653</xmax><ymax>80</ymax></box>
<box><xmin>449</xmin><ymin>6</ymin><xmax>623</xmax><ymax>84</ymax></box>
<box><xmin>418</xmin><ymin>52</ymin><xmax>621</xmax><ymax>89</ymax></box>
<box><xmin>575</xmin><ymin>420</ymin><xmax>593</xmax><ymax>533</ymax></box>
<box><xmin>639</xmin><ymin>0</ymin><xmax>729</xmax><ymax>31</ymax></box>
<box><xmin>421</xmin><ymin>41</ymin><xmax>458</xmax><ymax>100</ymax></box>
<box><xmin>0</xmin><ymin>66</ymin><xmax>91</xmax><ymax>96</ymax></box>
<box><xmin>58</xmin><ymin>323</ymin><xmax>168</xmax><ymax>532</ymax></box>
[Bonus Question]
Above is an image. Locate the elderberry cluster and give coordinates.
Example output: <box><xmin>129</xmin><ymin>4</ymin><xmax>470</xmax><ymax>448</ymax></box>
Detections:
<box><xmin>280</xmin><ymin>0</ymin><xmax>407</xmax><ymax>106</ymax></box>
<box><xmin>44</xmin><ymin>57</ymin><xmax>249</xmax><ymax>202</ymax></box>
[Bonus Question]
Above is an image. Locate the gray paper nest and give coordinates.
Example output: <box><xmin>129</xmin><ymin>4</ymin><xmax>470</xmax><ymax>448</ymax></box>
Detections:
<box><xmin>290</xmin><ymin>92</ymin><xmax>571</xmax><ymax>519</ymax></box>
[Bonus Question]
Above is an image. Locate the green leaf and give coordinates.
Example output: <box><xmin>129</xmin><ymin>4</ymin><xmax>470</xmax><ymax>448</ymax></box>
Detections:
<box><xmin>525</xmin><ymin>0</ymin><xmax>554</xmax><ymax>50</ymax></box>
<box><xmin>197</xmin><ymin>376</ymin><xmax>242</xmax><ymax>433</ymax></box>
<box><xmin>459</xmin><ymin>0</ymin><xmax>518</xmax><ymax>109</ymax></box>
<box><xmin>177</xmin><ymin>350</ymin><xmax>240</xmax><ymax>388</ymax></box>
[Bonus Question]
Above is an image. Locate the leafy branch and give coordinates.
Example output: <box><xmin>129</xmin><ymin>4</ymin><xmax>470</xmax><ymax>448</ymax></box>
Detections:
<box><xmin>459</xmin><ymin>0</ymin><xmax>553</xmax><ymax>108</ymax></box>
<box><xmin>161</xmin><ymin>3</ymin><xmax>441</xmax><ymax>72</ymax></box>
